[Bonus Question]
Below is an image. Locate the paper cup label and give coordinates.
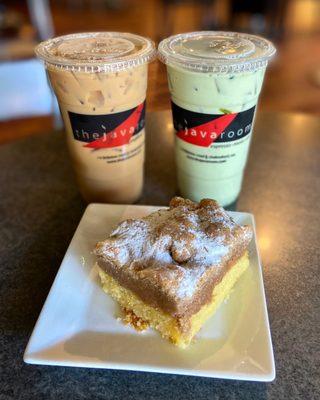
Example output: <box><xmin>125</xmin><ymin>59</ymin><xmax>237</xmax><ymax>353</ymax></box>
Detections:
<box><xmin>172</xmin><ymin>102</ymin><xmax>255</xmax><ymax>148</ymax></box>
<box><xmin>68</xmin><ymin>101</ymin><xmax>145</xmax><ymax>149</ymax></box>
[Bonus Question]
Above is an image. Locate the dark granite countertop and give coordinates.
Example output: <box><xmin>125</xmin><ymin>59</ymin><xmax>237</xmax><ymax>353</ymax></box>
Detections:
<box><xmin>0</xmin><ymin>111</ymin><xmax>319</xmax><ymax>400</ymax></box>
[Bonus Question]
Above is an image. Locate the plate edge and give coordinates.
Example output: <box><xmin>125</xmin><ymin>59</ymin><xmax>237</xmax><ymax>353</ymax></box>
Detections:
<box><xmin>24</xmin><ymin>206</ymin><xmax>275</xmax><ymax>379</ymax></box>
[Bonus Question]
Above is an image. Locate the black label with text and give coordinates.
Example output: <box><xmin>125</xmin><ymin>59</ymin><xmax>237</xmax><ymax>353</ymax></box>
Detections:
<box><xmin>68</xmin><ymin>101</ymin><xmax>145</xmax><ymax>149</ymax></box>
<box><xmin>171</xmin><ymin>102</ymin><xmax>256</xmax><ymax>147</ymax></box>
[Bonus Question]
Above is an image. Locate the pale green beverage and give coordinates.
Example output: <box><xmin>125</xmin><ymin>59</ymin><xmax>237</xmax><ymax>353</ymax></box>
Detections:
<box><xmin>158</xmin><ymin>32</ymin><xmax>276</xmax><ymax>206</ymax></box>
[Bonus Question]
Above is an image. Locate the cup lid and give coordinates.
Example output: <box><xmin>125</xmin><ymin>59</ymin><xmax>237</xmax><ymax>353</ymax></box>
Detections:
<box><xmin>158</xmin><ymin>31</ymin><xmax>276</xmax><ymax>73</ymax></box>
<box><xmin>35</xmin><ymin>32</ymin><xmax>156</xmax><ymax>73</ymax></box>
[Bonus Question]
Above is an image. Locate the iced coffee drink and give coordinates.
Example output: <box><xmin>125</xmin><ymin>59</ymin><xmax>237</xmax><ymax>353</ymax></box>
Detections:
<box><xmin>36</xmin><ymin>32</ymin><xmax>155</xmax><ymax>203</ymax></box>
<box><xmin>158</xmin><ymin>32</ymin><xmax>276</xmax><ymax>206</ymax></box>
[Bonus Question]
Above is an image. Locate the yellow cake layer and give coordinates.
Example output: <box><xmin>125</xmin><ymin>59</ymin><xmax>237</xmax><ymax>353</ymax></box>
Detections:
<box><xmin>98</xmin><ymin>252</ymin><xmax>249</xmax><ymax>348</ymax></box>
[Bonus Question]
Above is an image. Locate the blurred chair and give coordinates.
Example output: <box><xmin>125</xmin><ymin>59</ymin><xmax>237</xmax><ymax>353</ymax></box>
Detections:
<box><xmin>0</xmin><ymin>0</ymin><xmax>60</xmax><ymax>125</ymax></box>
<box><xmin>158</xmin><ymin>0</ymin><xmax>220</xmax><ymax>40</ymax></box>
<box><xmin>228</xmin><ymin>0</ymin><xmax>290</xmax><ymax>37</ymax></box>
<box><xmin>27</xmin><ymin>0</ymin><xmax>54</xmax><ymax>40</ymax></box>
<box><xmin>158</xmin><ymin>0</ymin><xmax>290</xmax><ymax>39</ymax></box>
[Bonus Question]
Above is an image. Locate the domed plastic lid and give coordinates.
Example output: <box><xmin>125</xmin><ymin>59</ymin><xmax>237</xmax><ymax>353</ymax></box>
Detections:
<box><xmin>158</xmin><ymin>31</ymin><xmax>276</xmax><ymax>73</ymax></box>
<box><xmin>35</xmin><ymin>32</ymin><xmax>156</xmax><ymax>73</ymax></box>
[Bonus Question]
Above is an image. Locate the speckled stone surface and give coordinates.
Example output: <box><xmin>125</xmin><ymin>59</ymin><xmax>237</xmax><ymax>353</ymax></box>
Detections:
<box><xmin>0</xmin><ymin>111</ymin><xmax>319</xmax><ymax>400</ymax></box>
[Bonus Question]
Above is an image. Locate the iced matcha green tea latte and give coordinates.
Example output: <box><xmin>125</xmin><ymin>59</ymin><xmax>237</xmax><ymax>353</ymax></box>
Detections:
<box><xmin>158</xmin><ymin>32</ymin><xmax>276</xmax><ymax>206</ymax></box>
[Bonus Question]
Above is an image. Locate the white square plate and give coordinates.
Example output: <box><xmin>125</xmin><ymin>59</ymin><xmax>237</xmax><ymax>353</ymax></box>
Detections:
<box><xmin>24</xmin><ymin>204</ymin><xmax>275</xmax><ymax>381</ymax></box>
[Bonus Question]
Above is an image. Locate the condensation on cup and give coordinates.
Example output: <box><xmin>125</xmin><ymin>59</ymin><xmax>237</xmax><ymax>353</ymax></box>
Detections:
<box><xmin>158</xmin><ymin>31</ymin><xmax>276</xmax><ymax>207</ymax></box>
<box><xmin>36</xmin><ymin>32</ymin><xmax>156</xmax><ymax>203</ymax></box>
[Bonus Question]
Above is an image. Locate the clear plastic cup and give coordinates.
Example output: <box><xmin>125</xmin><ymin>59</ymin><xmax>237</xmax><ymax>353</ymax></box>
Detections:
<box><xmin>158</xmin><ymin>31</ymin><xmax>276</xmax><ymax>206</ymax></box>
<box><xmin>36</xmin><ymin>32</ymin><xmax>156</xmax><ymax>204</ymax></box>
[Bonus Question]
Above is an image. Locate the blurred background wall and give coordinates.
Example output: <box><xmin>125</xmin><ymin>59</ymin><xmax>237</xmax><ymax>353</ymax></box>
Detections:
<box><xmin>0</xmin><ymin>0</ymin><xmax>319</xmax><ymax>143</ymax></box>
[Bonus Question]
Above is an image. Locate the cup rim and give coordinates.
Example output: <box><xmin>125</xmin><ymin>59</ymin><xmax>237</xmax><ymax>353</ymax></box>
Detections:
<box><xmin>158</xmin><ymin>31</ymin><xmax>276</xmax><ymax>74</ymax></box>
<box><xmin>35</xmin><ymin>32</ymin><xmax>157</xmax><ymax>73</ymax></box>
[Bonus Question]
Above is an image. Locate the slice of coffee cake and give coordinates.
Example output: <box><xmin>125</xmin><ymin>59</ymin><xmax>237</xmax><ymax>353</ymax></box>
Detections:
<box><xmin>94</xmin><ymin>197</ymin><xmax>252</xmax><ymax>348</ymax></box>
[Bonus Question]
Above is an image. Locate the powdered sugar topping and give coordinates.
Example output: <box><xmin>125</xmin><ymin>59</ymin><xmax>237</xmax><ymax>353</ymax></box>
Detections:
<box><xmin>95</xmin><ymin>198</ymin><xmax>252</xmax><ymax>300</ymax></box>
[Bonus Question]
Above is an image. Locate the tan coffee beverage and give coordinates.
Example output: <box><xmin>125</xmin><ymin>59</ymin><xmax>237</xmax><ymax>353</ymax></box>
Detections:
<box><xmin>36</xmin><ymin>32</ymin><xmax>155</xmax><ymax>203</ymax></box>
